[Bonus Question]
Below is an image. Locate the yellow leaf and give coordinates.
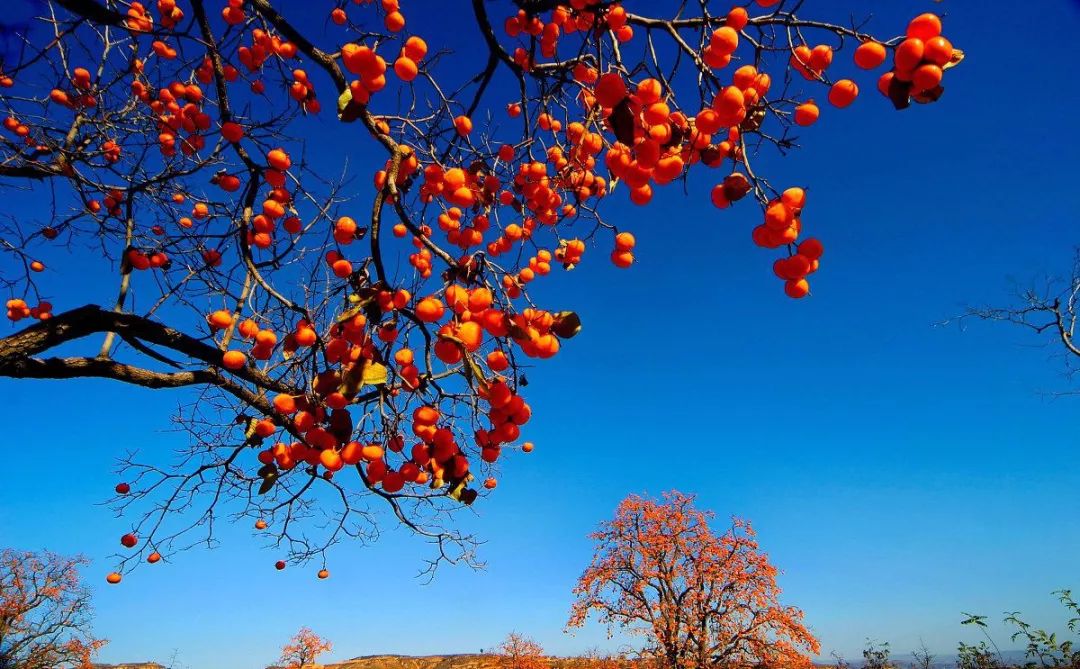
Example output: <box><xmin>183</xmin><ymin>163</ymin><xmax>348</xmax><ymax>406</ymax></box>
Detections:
<box><xmin>360</xmin><ymin>360</ymin><xmax>388</xmax><ymax>386</ymax></box>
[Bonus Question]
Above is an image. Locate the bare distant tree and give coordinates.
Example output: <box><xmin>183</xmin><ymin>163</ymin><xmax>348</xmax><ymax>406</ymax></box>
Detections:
<box><xmin>960</xmin><ymin>250</ymin><xmax>1080</xmax><ymax>395</ymax></box>
<box><xmin>912</xmin><ymin>641</ymin><xmax>935</xmax><ymax>669</ymax></box>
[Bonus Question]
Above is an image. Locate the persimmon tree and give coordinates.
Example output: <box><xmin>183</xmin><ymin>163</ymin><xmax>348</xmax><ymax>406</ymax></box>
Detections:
<box><xmin>0</xmin><ymin>0</ymin><xmax>964</xmax><ymax>578</ymax></box>
<box><xmin>495</xmin><ymin>632</ymin><xmax>547</xmax><ymax>669</ymax></box>
<box><xmin>0</xmin><ymin>549</ymin><xmax>107</xmax><ymax>669</ymax></box>
<box><xmin>276</xmin><ymin>627</ymin><xmax>331</xmax><ymax>669</ymax></box>
<box><xmin>567</xmin><ymin>492</ymin><xmax>819</xmax><ymax>669</ymax></box>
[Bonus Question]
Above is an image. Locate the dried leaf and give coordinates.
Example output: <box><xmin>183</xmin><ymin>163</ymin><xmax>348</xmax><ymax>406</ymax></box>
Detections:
<box><xmin>551</xmin><ymin>311</ymin><xmax>582</xmax><ymax>339</ymax></box>
<box><xmin>448</xmin><ymin>473</ymin><xmax>475</xmax><ymax>504</ymax></box>
<box><xmin>609</xmin><ymin>98</ymin><xmax>636</xmax><ymax>146</ymax></box>
<box><xmin>888</xmin><ymin>76</ymin><xmax>912</xmax><ymax>111</ymax></box>
<box><xmin>257</xmin><ymin>464</ymin><xmax>278</xmax><ymax>495</ymax></box>
<box><xmin>943</xmin><ymin>48</ymin><xmax>965</xmax><ymax>71</ymax></box>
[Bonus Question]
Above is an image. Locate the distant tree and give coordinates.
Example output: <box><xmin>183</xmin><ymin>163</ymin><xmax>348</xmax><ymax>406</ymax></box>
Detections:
<box><xmin>495</xmin><ymin>632</ymin><xmax>546</xmax><ymax>669</ymax></box>
<box><xmin>0</xmin><ymin>549</ymin><xmax>107</xmax><ymax>669</ymax></box>
<box><xmin>277</xmin><ymin>627</ymin><xmax>332</xmax><ymax>669</ymax></box>
<box><xmin>567</xmin><ymin>491</ymin><xmax>819</xmax><ymax>669</ymax></box>
<box><xmin>862</xmin><ymin>640</ymin><xmax>893</xmax><ymax>669</ymax></box>
<box><xmin>911</xmin><ymin>641</ymin><xmax>935</xmax><ymax>669</ymax></box>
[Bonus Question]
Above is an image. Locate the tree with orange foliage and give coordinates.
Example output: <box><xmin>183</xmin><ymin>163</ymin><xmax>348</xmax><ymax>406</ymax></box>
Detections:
<box><xmin>495</xmin><ymin>632</ymin><xmax>547</xmax><ymax>669</ymax></box>
<box><xmin>0</xmin><ymin>1</ymin><xmax>963</xmax><ymax>576</ymax></box>
<box><xmin>0</xmin><ymin>549</ymin><xmax>107</xmax><ymax>669</ymax></box>
<box><xmin>568</xmin><ymin>492</ymin><xmax>819</xmax><ymax>669</ymax></box>
<box><xmin>276</xmin><ymin>627</ymin><xmax>332</xmax><ymax>669</ymax></box>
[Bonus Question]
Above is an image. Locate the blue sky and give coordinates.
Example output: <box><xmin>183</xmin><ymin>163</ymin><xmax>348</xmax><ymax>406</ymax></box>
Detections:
<box><xmin>2</xmin><ymin>1</ymin><xmax>1079</xmax><ymax>668</ymax></box>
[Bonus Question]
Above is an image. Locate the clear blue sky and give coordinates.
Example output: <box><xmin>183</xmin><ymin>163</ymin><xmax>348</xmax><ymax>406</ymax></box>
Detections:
<box><xmin>1</xmin><ymin>1</ymin><xmax>1079</xmax><ymax>668</ymax></box>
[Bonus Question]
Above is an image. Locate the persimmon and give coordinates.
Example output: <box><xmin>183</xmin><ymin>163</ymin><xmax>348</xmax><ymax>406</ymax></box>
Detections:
<box><xmin>221</xmin><ymin>121</ymin><xmax>243</xmax><ymax>143</ymax></box>
<box><xmin>275</xmin><ymin>560</ymin><xmax>286</xmax><ymax>570</ymax></box>
<box><xmin>907</xmin><ymin>13</ymin><xmax>942</xmax><ymax>41</ymax></box>
<box><xmin>208</xmin><ymin>309</ymin><xmax>234</xmax><ymax>329</ymax></box>
<box><xmin>854</xmin><ymin>41</ymin><xmax>887</xmax><ymax>69</ymax></box>
<box><xmin>798</xmin><ymin>238</ymin><xmax>824</xmax><ymax>260</ymax></box>
<box><xmin>911</xmin><ymin>64</ymin><xmax>943</xmax><ymax>93</ymax></box>
<box><xmin>394</xmin><ymin>56</ymin><xmax>418</xmax><ymax>81</ymax></box>
<box><xmin>331</xmin><ymin>258</ymin><xmax>353</xmax><ymax>278</ymax></box>
<box><xmin>120</xmin><ymin>533</ymin><xmax>138</xmax><ymax>548</ymax></box>
<box><xmin>320</xmin><ymin>449</ymin><xmax>344</xmax><ymax>472</ymax></box>
<box><xmin>115</xmin><ymin>482</ymin><xmax>130</xmax><ymax>495</ymax></box>
<box><xmin>222</xmin><ymin>350</ymin><xmax>247</xmax><ymax>370</ymax></box>
<box><xmin>794</xmin><ymin>101</ymin><xmax>819</xmax><ymax>126</ymax></box>
<box><xmin>781</xmin><ymin>187</ymin><xmax>805</xmax><ymax>212</ymax></box>
<box><xmin>403</xmin><ymin>37</ymin><xmax>428</xmax><ymax>62</ymax></box>
<box><xmin>331</xmin><ymin>8</ymin><xmax>346</xmax><ymax>25</ymax></box>
<box><xmin>385</xmin><ymin>11</ymin><xmax>405</xmax><ymax>32</ymax></box>
<box><xmin>895</xmin><ymin>38</ymin><xmax>925</xmax><ymax>73</ymax></box>
<box><xmin>30</xmin><ymin>260</ymin><xmax>44</xmax><ymax>272</ymax></box>
<box><xmin>923</xmin><ymin>36</ymin><xmax>954</xmax><ymax>67</ymax></box>
<box><xmin>726</xmin><ymin>6</ymin><xmax>749</xmax><ymax>30</ymax></box>
<box><xmin>415</xmin><ymin>296</ymin><xmax>445</xmax><ymax>322</ymax></box>
<box><xmin>106</xmin><ymin>572</ymin><xmax>122</xmax><ymax>584</ymax></box>
<box><xmin>273</xmin><ymin>394</ymin><xmax>298</xmax><ymax>414</ymax></box>
<box><xmin>267</xmin><ymin>148</ymin><xmax>291</xmax><ymax>171</ymax></box>
<box><xmin>784</xmin><ymin>278</ymin><xmax>810</xmax><ymax>299</ymax></box>
<box><xmin>594</xmin><ymin>72</ymin><xmax>627</xmax><ymax>108</ymax></box>
<box><xmin>828</xmin><ymin>80</ymin><xmax>858</xmax><ymax>108</ymax></box>
<box><xmin>147</xmin><ymin>552</ymin><xmax>161</xmax><ymax>563</ymax></box>
<box><xmin>295</xmin><ymin>327</ymin><xmax>317</xmax><ymax>347</ymax></box>
<box><xmin>454</xmin><ymin>115</ymin><xmax>473</xmax><ymax>136</ymax></box>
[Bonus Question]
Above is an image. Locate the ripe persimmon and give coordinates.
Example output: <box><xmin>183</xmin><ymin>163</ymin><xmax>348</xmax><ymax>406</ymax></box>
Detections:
<box><xmin>385</xmin><ymin>11</ymin><xmax>405</xmax><ymax>32</ymax></box>
<box><xmin>454</xmin><ymin>115</ymin><xmax>473</xmax><ymax>136</ymax></box>
<box><xmin>923</xmin><ymin>36</ymin><xmax>954</xmax><ymax>66</ymax></box>
<box><xmin>785</xmin><ymin>278</ymin><xmax>810</xmax><ymax>299</ymax></box>
<box><xmin>393</xmin><ymin>56</ymin><xmax>418</xmax><ymax>81</ymax></box>
<box><xmin>222</xmin><ymin>350</ymin><xmax>247</xmax><ymax>370</ymax></box>
<box><xmin>906</xmin><ymin>13</ymin><xmax>942</xmax><ymax>41</ymax></box>
<box><xmin>267</xmin><ymin>148</ymin><xmax>291</xmax><ymax>171</ymax></box>
<box><xmin>106</xmin><ymin>572</ymin><xmax>122</xmax><ymax>584</ymax></box>
<box><xmin>854</xmin><ymin>41</ymin><xmax>887</xmax><ymax>70</ymax></box>
<box><xmin>828</xmin><ymin>80</ymin><xmax>858</xmax><ymax>108</ymax></box>
<box><xmin>404</xmin><ymin>36</ymin><xmax>427</xmax><ymax>61</ymax></box>
<box><xmin>415</xmin><ymin>296</ymin><xmax>445</xmax><ymax>322</ymax></box>
<box><xmin>207</xmin><ymin>309</ymin><xmax>233</xmax><ymax>330</ymax></box>
<box><xmin>794</xmin><ymin>101</ymin><xmax>819</xmax><ymax>126</ymax></box>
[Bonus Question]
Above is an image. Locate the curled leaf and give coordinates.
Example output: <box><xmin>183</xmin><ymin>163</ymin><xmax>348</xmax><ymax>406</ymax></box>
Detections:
<box><xmin>551</xmin><ymin>311</ymin><xmax>582</xmax><ymax>339</ymax></box>
<box><xmin>943</xmin><ymin>48</ymin><xmax>965</xmax><ymax>70</ymax></box>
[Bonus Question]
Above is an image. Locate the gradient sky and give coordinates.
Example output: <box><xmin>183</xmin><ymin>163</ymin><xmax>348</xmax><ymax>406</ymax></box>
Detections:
<box><xmin>1</xmin><ymin>1</ymin><xmax>1079</xmax><ymax>668</ymax></box>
